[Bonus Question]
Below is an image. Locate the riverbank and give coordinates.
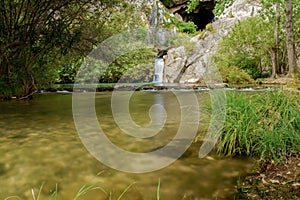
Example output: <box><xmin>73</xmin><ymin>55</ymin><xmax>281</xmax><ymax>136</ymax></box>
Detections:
<box><xmin>235</xmin><ymin>153</ymin><xmax>300</xmax><ymax>199</ymax></box>
<box><xmin>2</xmin><ymin>76</ymin><xmax>298</xmax><ymax>100</ymax></box>
<box><xmin>224</xmin><ymin>89</ymin><xmax>300</xmax><ymax>199</ymax></box>
<box><xmin>51</xmin><ymin>77</ymin><xmax>300</xmax><ymax>92</ymax></box>
<box><xmin>257</xmin><ymin>77</ymin><xmax>300</xmax><ymax>93</ymax></box>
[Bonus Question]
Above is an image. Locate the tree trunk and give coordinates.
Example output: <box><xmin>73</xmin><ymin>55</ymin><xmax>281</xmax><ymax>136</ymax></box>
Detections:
<box><xmin>271</xmin><ymin>3</ymin><xmax>280</xmax><ymax>78</ymax></box>
<box><xmin>285</xmin><ymin>0</ymin><xmax>297</xmax><ymax>77</ymax></box>
<box><xmin>271</xmin><ymin>48</ymin><xmax>278</xmax><ymax>78</ymax></box>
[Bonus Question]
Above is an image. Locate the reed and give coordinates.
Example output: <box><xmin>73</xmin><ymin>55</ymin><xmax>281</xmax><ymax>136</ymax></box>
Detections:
<box><xmin>217</xmin><ymin>91</ymin><xmax>300</xmax><ymax>162</ymax></box>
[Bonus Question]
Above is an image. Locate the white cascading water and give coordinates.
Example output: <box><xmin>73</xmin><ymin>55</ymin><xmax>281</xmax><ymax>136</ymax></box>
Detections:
<box><xmin>153</xmin><ymin>57</ymin><xmax>164</xmax><ymax>84</ymax></box>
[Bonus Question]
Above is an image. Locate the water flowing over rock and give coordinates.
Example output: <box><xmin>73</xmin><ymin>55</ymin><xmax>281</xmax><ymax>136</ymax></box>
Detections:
<box><xmin>163</xmin><ymin>0</ymin><xmax>262</xmax><ymax>84</ymax></box>
<box><xmin>153</xmin><ymin>57</ymin><xmax>165</xmax><ymax>83</ymax></box>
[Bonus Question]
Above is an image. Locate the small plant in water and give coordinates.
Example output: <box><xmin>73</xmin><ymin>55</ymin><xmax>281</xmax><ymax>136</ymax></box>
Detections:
<box><xmin>32</xmin><ymin>183</ymin><xmax>44</xmax><ymax>200</ymax></box>
<box><xmin>157</xmin><ymin>178</ymin><xmax>161</xmax><ymax>200</ymax></box>
<box><xmin>5</xmin><ymin>182</ymin><xmax>135</xmax><ymax>200</ymax></box>
<box><xmin>5</xmin><ymin>178</ymin><xmax>162</xmax><ymax>200</ymax></box>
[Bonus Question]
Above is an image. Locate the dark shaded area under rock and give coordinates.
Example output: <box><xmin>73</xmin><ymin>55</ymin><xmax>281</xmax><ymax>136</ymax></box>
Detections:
<box><xmin>160</xmin><ymin>0</ymin><xmax>215</xmax><ymax>30</ymax></box>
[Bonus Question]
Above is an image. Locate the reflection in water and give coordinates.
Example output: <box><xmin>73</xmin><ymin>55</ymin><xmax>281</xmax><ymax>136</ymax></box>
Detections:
<box><xmin>0</xmin><ymin>92</ymin><xmax>252</xmax><ymax>199</ymax></box>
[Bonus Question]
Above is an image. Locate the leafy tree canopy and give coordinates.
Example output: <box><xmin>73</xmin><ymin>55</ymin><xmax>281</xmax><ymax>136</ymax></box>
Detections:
<box><xmin>0</xmin><ymin>0</ymin><xmax>146</xmax><ymax>98</ymax></box>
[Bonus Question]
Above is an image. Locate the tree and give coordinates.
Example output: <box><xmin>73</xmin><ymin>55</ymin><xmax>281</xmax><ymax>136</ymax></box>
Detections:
<box><xmin>215</xmin><ymin>0</ymin><xmax>299</xmax><ymax>80</ymax></box>
<box><xmin>285</xmin><ymin>0</ymin><xmax>297</xmax><ymax>77</ymax></box>
<box><xmin>0</xmin><ymin>0</ymin><xmax>121</xmax><ymax>98</ymax></box>
<box><xmin>261</xmin><ymin>0</ymin><xmax>299</xmax><ymax>77</ymax></box>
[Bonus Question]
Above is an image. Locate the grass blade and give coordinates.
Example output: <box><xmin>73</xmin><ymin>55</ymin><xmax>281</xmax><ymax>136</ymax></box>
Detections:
<box><xmin>73</xmin><ymin>183</ymin><xmax>107</xmax><ymax>200</ymax></box>
<box><xmin>4</xmin><ymin>196</ymin><xmax>22</xmax><ymax>200</ymax></box>
<box><xmin>116</xmin><ymin>182</ymin><xmax>135</xmax><ymax>200</ymax></box>
<box><xmin>157</xmin><ymin>178</ymin><xmax>161</xmax><ymax>200</ymax></box>
<box><xmin>31</xmin><ymin>183</ymin><xmax>44</xmax><ymax>200</ymax></box>
<box><xmin>49</xmin><ymin>184</ymin><xmax>58</xmax><ymax>200</ymax></box>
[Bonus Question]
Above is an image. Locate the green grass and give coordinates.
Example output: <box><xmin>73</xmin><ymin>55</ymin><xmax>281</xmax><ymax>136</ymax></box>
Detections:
<box><xmin>217</xmin><ymin>91</ymin><xmax>300</xmax><ymax>162</ymax></box>
<box><xmin>5</xmin><ymin>179</ymin><xmax>162</xmax><ymax>200</ymax></box>
<box><xmin>4</xmin><ymin>183</ymin><xmax>133</xmax><ymax>200</ymax></box>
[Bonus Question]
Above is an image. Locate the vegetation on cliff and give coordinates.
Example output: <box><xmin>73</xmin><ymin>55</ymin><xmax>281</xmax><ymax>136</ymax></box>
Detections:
<box><xmin>214</xmin><ymin>0</ymin><xmax>299</xmax><ymax>81</ymax></box>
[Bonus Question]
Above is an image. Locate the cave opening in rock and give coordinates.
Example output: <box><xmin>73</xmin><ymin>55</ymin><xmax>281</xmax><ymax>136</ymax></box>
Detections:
<box><xmin>164</xmin><ymin>0</ymin><xmax>216</xmax><ymax>31</ymax></box>
<box><xmin>191</xmin><ymin>8</ymin><xmax>215</xmax><ymax>30</ymax></box>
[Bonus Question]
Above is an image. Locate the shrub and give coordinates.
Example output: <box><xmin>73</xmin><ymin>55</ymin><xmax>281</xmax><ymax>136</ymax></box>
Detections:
<box><xmin>165</xmin><ymin>17</ymin><xmax>198</xmax><ymax>34</ymax></box>
<box><xmin>218</xmin><ymin>65</ymin><xmax>254</xmax><ymax>84</ymax></box>
<box><xmin>214</xmin><ymin>17</ymin><xmax>276</xmax><ymax>79</ymax></box>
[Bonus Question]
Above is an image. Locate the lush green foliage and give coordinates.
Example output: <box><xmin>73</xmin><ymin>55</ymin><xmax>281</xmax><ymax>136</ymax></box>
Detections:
<box><xmin>102</xmin><ymin>48</ymin><xmax>157</xmax><ymax>83</ymax></box>
<box><xmin>165</xmin><ymin>16</ymin><xmax>198</xmax><ymax>34</ymax></box>
<box><xmin>260</xmin><ymin>0</ymin><xmax>299</xmax><ymax>76</ymax></box>
<box><xmin>214</xmin><ymin>0</ymin><xmax>300</xmax><ymax>80</ymax></box>
<box><xmin>56</xmin><ymin>3</ymin><xmax>146</xmax><ymax>84</ymax></box>
<box><xmin>214</xmin><ymin>17</ymin><xmax>278</xmax><ymax>79</ymax></box>
<box><xmin>0</xmin><ymin>0</ymin><xmax>97</xmax><ymax>97</ymax></box>
<box><xmin>218</xmin><ymin>91</ymin><xmax>300</xmax><ymax>162</ymax></box>
<box><xmin>294</xmin><ymin>0</ymin><xmax>300</xmax><ymax>54</ymax></box>
<box><xmin>218</xmin><ymin>65</ymin><xmax>254</xmax><ymax>84</ymax></box>
<box><xmin>0</xmin><ymin>0</ymin><xmax>144</xmax><ymax>98</ymax></box>
<box><xmin>186</xmin><ymin>0</ymin><xmax>203</xmax><ymax>14</ymax></box>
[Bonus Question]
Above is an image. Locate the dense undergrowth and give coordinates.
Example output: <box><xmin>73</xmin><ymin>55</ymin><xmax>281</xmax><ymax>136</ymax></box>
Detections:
<box><xmin>218</xmin><ymin>91</ymin><xmax>300</xmax><ymax>162</ymax></box>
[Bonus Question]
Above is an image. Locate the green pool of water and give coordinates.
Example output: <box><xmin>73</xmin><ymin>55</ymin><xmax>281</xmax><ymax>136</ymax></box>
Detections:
<box><xmin>0</xmin><ymin>92</ymin><xmax>252</xmax><ymax>199</ymax></box>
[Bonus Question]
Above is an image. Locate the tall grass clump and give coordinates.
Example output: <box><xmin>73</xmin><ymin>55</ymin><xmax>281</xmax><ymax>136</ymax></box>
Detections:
<box><xmin>218</xmin><ymin>91</ymin><xmax>300</xmax><ymax>162</ymax></box>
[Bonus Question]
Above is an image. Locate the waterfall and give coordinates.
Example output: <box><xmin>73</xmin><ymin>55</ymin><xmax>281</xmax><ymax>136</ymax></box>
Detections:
<box><xmin>153</xmin><ymin>57</ymin><xmax>164</xmax><ymax>84</ymax></box>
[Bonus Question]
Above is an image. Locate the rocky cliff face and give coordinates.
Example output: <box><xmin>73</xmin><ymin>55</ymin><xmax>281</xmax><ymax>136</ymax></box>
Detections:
<box><xmin>163</xmin><ymin>0</ymin><xmax>262</xmax><ymax>84</ymax></box>
<box><xmin>129</xmin><ymin>0</ymin><xmax>215</xmax><ymax>31</ymax></box>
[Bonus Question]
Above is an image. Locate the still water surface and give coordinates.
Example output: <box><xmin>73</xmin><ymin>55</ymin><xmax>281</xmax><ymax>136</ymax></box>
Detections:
<box><xmin>0</xmin><ymin>92</ymin><xmax>252</xmax><ymax>199</ymax></box>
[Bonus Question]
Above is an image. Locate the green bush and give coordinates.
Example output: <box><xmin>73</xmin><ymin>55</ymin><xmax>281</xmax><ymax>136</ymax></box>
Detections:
<box><xmin>214</xmin><ymin>17</ymin><xmax>276</xmax><ymax>79</ymax></box>
<box><xmin>218</xmin><ymin>65</ymin><xmax>254</xmax><ymax>84</ymax></box>
<box><xmin>77</xmin><ymin>48</ymin><xmax>156</xmax><ymax>84</ymax></box>
<box><xmin>177</xmin><ymin>21</ymin><xmax>198</xmax><ymax>33</ymax></box>
<box><xmin>218</xmin><ymin>91</ymin><xmax>300</xmax><ymax>162</ymax></box>
<box><xmin>165</xmin><ymin>17</ymin><xmax>198</xmax><ymax>34</ymax></box>
<box><xmin>239</xmin><ymin>57</ymin><xmax>261</xmax><ymax>79</ymax></box>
